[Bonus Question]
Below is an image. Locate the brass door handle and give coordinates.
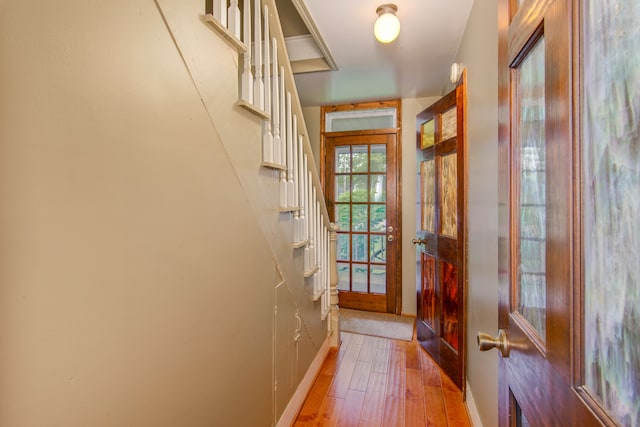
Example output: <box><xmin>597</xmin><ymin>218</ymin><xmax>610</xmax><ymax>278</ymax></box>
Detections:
<box><xmin>412</xmin><ymin>238</ymin><xmax>427</xmax><ymax>245</ymax></box>
<box><xmin>477</xmin><ymin>329</ymin><xmax>510</xmax><ymax>357</ymax></box>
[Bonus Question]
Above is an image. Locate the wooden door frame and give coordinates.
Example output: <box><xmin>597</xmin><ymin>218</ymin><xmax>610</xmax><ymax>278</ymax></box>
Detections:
<box><xmin>320</xmin><ymin>100</ymin><xmax>403</xmax><ymax>315</ymax></box>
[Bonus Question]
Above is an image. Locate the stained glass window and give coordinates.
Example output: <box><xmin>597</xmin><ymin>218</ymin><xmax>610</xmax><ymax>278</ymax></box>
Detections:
<box><xmin>440</xmin><ymin>153</ymin><xmax>458</xmax><ymax>238</ymax></box>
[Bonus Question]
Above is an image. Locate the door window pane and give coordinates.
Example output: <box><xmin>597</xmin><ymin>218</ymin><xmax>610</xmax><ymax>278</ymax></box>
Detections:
<box><xmin>351</xmin><ymin>175</ymin><xmax>368</xmax><ymax>202</ymax></box>
<box><xmin>352</xmin><ymin>235</ymin><xmax>368</xmax><ymax>262</ymax></box>
<box><xmin>335</xmin><ymin>146</ymin><xmax>351</xmax><ymax>173</ymax></box>
<box><xmin>352</xmin><ymin>264</ymin><xmax>368</xmax><ymax>292</ymax></box>
<box><xmin>325</xmin><ymin>108</ymin><xmax>396</xmax><ymax>132</ymax></box>
<box><xmin>370</xmin><ymin>144</ymin><xmax>387</xmax><ymax>172</ymax></box>
<box><xmin>370</xmin><ymin>265</ymin><xmax>386</xmax><ymax>294</ymax></box>
<box><xmin>440</xmin><ymin>153</ymin><xmax>458</xmax><ymax>237</ymax></box>
<box><xmin>516</xmin><ymin>36</ymin><xmax>546</xmax><ymax>340</ymax></box>
<box><xmin>370</xmin><ymin>175</ymin><xmax>386</xmax><ymax>202</ymax></box>
<box><xmin>337</xmin><ymin>233</ymin><xmax>349</xmax><ymax>261</ymax></box>
<box><xmin>514</xmin><ymin>396</ymin><xmax>532</xmax><ymax>427</ymax></box>
<box><xmin>421</xmin><ymin>119</ymin><xmax>435</xmax><ymax>149</ymax></box>
<box><xmin>421</xmin><ymin>160</ymin><xmax>435</xmax><ymax>232</ymax></box>
<box><xmin>583</xmin><ymin>1</ymin><xmax>640</xmax><ymax>425</ymax></box>
<box><xmin>335</xmin><ymin>176</ymin><xmax>350</xmax><ymax>202</ymax></box>
<box><xmin>370</xmin><ymin>205</ymin><xmax>386</xmax><ymax>232</ymax></box>
<box><xmin>441</xmin><ymin>107</ymin><xmax>458</xmax><ymax>141</ymax></box>
<box><xmin>352</xmin><ymin>205</ymin><xmax>368</xmax><ymax>231</ymax></box>
<box><xmin>337</xmin><ymin>263</ymin><xmax>350</xmax><ymax>291</ymax></box>
<box><xmin>352</xmin><ymin>145</ymin><xmax>368</xmax><ymax>172</ymax></box>
<box><xmin>336</xmin><ymin>204</ymin><xmax>350</xmax><ymax>231</ymax></box>
<box><xmin>370</xmin><ymin>235</ymin><xmax>386</xmax><ymax>263</ymax></box>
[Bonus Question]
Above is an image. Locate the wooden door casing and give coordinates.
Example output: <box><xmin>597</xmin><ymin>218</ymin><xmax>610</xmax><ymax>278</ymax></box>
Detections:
<box><xmin>415</xmin><ymin>77</ymin><xmax>467</xmax><ymax>390</ymax></box>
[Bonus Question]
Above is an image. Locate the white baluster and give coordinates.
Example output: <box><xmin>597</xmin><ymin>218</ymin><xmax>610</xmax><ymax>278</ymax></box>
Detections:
<box><xmin>228</xmin><ymin>0</ymin><xmax>240</xmax><ymax>39</ymax></box>
<box><xmin>326</xmin><ymin>229</ymin><xmax>330</xmax><ymax>295</ymax></box>
<box><xmin>302</xmin><ymin>154</ymin><xmax>309</xmax><ymax>241</ymax></box>
<box><xmin>279</xmin><ymin>67</ymin><xmax>286</xmax><ymax>168</ymax></box>
<box><xmin>297</xmin><ymin>137</ymin><xmax>305</xmax><ymax>241</ymax></box>
<box><xmin>324</xmin><ymin>227</ymin><xmax>329</xmax><ymax>295</ymax></box>
<box><xmin>304</xmin><ymin>170</ymin><xmax>313</xmax><ymax>271</ymax></box>
<box><xmin>329</xmin><ymin>223</ymin><xmax>340</xmax><ymax>348</ymax></box>
<box><xmin>292</xmin><ymin>114</ymin><xmax>299</xmax><ymax>242</ymax></box>
<box><xmin>286</xmin><ymin>93</ymin><xmax>295</xmax><ymax>208</ymax></box>
<box><xmin>271</xmin><ymin>40</ymin><xmax>281</xmax><ymax>165</ymax></box>
<box><xmin>292</xmin><ymin>115</ymin><xmax>299</xmax><ymax>207</ymax></box>
<box><xmin>213</xmin><ymin>0</ymin><xmax>227</xmax><ymax>27</ymax></box>
<box><xmin>262</xmin><ymin>5</ymin><xmax>273</xmax><ymax>164</ymax></box>
<box><xmin>316</xmin><ymin>199</ymin><xmax>321</xmax><ymax>267</ymax></box>
<box><xmin>253</xmin><ymin>0</ymin><xmax>264</xmax><ymax>111</ymax></box>
<box><xmin>278</xmin><ymin>65</ymin><xmax>287</xmax><ymax>209</ymax></box>
<box><xmin>309</xmin><ymin>186</ymin><xmax>316</xmax><ymax>269</ymax></box>
<box><xmin>241</xmin><ymin>0</ymin><xmax>253</xmax><ymax>103</ymax></box>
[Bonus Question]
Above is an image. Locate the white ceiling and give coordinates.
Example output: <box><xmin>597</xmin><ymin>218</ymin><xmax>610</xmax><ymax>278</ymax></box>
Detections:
<box><xmin>290</xmin><ymin>0</ymin><xmax>475</xmax><ymax>106</ymax></box>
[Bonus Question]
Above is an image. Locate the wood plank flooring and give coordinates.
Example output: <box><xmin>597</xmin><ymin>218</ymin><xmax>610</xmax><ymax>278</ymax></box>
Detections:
<box><xmin>294</xmin><ymin>332</ymin><xmax>472</xmax><ymax>427</ymax></box>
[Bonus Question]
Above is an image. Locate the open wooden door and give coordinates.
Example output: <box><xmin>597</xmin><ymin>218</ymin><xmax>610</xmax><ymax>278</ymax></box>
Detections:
<box><xmin>414</xmin><ymin>75</ymin><xmax>467</xmax><ymax>389</ymax></box>
<box><xmin>486</xmin><ymin>0</ymin><xmax>639</xmax><ymax>425</ymax></box>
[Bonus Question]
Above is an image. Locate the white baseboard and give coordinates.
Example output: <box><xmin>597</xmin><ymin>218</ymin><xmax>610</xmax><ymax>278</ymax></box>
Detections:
<box><xmin>465</xmin><ymin>381</ymin><xmax>484</xmax><ymax>427</ymax></box>
<box><xmin>276</xmin><ymin>336</ymin><xmax>332</xmax><ymax>427</ymax></box>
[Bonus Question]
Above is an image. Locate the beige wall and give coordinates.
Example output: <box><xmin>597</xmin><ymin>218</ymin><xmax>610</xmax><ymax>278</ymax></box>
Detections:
<box><xmin>0</xmin><ymin>0</ymin><xmax>322</xmax><ymax>425</ymax></box>
<box><xmin>453</xmin><ymin>0</ymin><xmax>500</xmax><ymax>425</ymax></box>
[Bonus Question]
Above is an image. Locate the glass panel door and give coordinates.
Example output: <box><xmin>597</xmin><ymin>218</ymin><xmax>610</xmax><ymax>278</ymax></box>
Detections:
<box><xmin>326</xmin><ymin>132</ymin><xmax>399</xmax><ymax>314</ymax></box>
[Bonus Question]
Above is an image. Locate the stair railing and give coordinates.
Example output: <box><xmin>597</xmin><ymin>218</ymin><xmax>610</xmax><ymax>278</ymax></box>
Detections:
<box><xmin>205</xmin><ymin>0</ymin><xmax>339</xmax><ymax>342</ymax></box>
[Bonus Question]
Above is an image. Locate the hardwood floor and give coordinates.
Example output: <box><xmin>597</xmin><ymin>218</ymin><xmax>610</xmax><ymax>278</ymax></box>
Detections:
<box><xmin>294</xmin><ymin>332</ymin><xmax>472</xmax><ymax>427</ymax></box>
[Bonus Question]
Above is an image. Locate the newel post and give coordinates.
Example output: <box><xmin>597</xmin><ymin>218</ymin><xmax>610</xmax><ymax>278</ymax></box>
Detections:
<box><xmin>328</xmin><ymin>223</ymin><xmax>340</xmax><ymax>348</ymax></box>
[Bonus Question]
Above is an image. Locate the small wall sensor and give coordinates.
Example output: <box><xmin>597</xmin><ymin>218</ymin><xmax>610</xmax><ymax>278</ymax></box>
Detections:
<box><xmin>450</xmin><ymin>63</ymin><xmax>462</xmax><ymax>84</ymax></box>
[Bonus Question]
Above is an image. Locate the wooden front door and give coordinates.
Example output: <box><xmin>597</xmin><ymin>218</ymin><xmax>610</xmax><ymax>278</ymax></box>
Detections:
<box><xmin>494</xmin><ymin>0</ymin><xmax>639</xmax><ymax>425</ymax></box>
<box><xmin>325</xmin><ymin>132</ymin><xmax>400</xmax><ymax>313</ymax></box>
<box><xmin>415</xmin><ymin>77</ymin><xmax>467</xmax><ymax>390</ymax></box>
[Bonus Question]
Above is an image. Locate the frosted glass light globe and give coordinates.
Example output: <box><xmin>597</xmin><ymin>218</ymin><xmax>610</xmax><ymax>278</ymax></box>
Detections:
<box><xmin>374</xmin><ymin>11</ymin><xmax>400</xmax><ymax>43</ymax></box>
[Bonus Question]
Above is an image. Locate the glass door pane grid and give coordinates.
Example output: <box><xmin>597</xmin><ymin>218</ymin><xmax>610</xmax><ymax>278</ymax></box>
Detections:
<box><xmin>334</xmin><ymin>143</ymin><xmax>388</xmax><ymax>295</ymax></box>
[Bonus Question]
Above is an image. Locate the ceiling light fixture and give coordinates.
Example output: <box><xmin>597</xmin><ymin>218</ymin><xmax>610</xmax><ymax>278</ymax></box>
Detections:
<box><xmin>374</xmin><ymin>4</ymin><xmax>400</xmax><ymax>43</ymax></box>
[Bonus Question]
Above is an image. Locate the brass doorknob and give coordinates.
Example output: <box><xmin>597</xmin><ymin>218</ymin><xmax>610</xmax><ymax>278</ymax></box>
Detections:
<box><xmin>477</xmin><ymin>329</ymin><xmax>510</xmax><ymax>357</ymax></box>
<box><xmin>412</xmin><ymin>238</ymin><xmax>427</xmax><ymax>245</ymax></box>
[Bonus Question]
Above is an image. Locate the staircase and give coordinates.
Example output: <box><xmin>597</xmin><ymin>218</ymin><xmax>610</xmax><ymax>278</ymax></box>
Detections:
<box><xmin>156</xmin><ymin>0</ymin><xmax>339</xmax><ymax>424</ymax></box>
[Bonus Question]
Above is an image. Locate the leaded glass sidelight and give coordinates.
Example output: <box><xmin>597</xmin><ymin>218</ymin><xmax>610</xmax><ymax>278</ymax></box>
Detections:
<box><xmin>516</xmin><ymin>36</ymin><xmax>546</xmax><ymax>340</ymax></box>
<box><xmin>440</xmin><ymin>153</ymin><xmax>458</xmax><ymax>238</ymax></box>
<box><xmin>441</xmin><ymin>107</ymin><xmax>458</xmax><ymax>141</ymax></box>
<box><xmin>421</xmin><ymin>160</ymin><xmax>435</xmax><ymax>232</ymax></box>
<box><xmin>583</xmin><ymin>1</ymin><xmax>640</xmax><ymax>425</ymax></box>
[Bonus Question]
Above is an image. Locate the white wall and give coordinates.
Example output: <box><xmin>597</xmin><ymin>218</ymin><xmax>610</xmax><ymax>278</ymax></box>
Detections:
<box><xmin>453</xmin><ymin>0</ymin><xmax>500</xmax><ymax>425</ymax></box>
